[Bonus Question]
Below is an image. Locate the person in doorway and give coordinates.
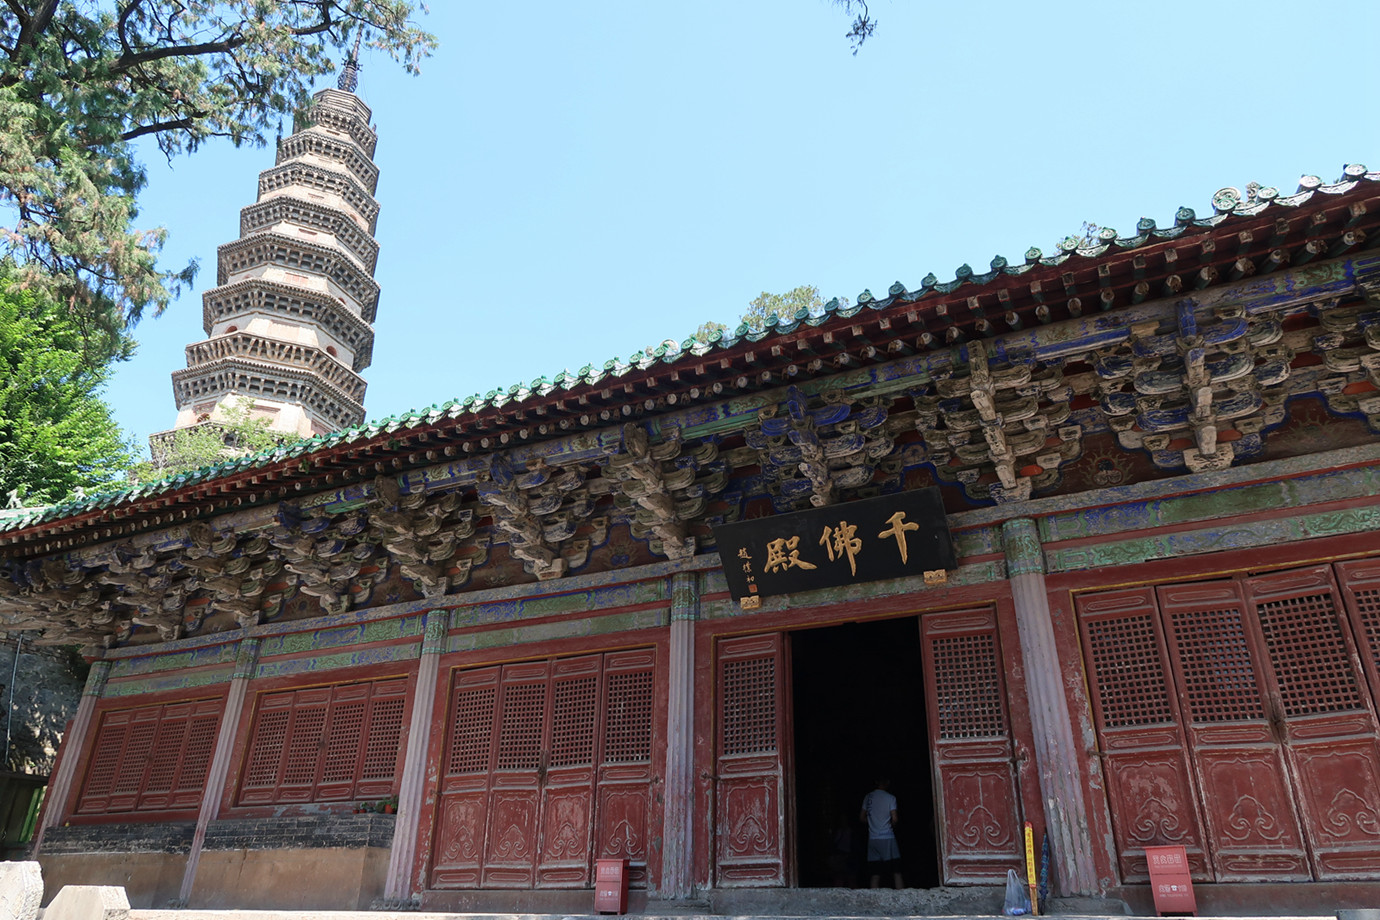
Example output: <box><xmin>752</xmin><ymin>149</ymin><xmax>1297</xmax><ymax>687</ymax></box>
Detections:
<box><xmin>860</xmin><ymin>777</ymin><xmax>903</xmax><ymax>889</ymax></box>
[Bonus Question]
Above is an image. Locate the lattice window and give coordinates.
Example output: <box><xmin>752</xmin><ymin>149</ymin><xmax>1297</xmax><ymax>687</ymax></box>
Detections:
<box><xmin>722</xmin><ymin>656</ymin><xmax>777</xmax><ymax>755</ymax></box>
<box><xmin>361</xmin><ymin>696</ymin><xmax>406</xmax><ymax>781</ymax></box>
<box><xmin>604</xmin><ymin>669</ymin><xmax>653</xmax><ymax>763</ymax></box>
<box><xmin>179</xmin><ymin>714</ymin><xmax>220</xmax><ymax>792</ymax></box>
<box><xmin>1351</xmin><ymin>586</ymin><xmax>1380</xmax><ymax>661</ymax></box>
<box><xmin>1256</xmin><ymin>592</ymin><xmax>1364</xmax><ymax>716</ymax></box>
<box><xmin>281</xmin><ymin>706</ymin><xmax>327</xmax><ymax>786</ymax></box>
<box><xmin>79</xmin><ymin>718</ymin><xmax>128</xmax><ymax>804</ymax></box>
<box><xmin>930</xmin><ymin>632</ymin><xmax>1007</xmax><ymax>739</ymax></box>
<box><xmin>144</xmin><ymin>721</ymin><xmax>187</xmax><ymax>794</ymax></box>
<box><xmin>237</xmin><ymin>677</ymin><xmax>407</xmax><ymax>805</ymax></box>
<box><xmin>74</xmin><ymin>701</ymin><xmax>223</xmax><ymax>817</ymax></box>
<box><xmin>447</xmin><ymin>686</ymin><xmax>497</xmax><ymax>775</ymax></box>
<box><xmin>111</xmin><ymin>719</ymin><xmax>158</xmax><ymax>796</ymax></box>
<box><xmin>1084</xmin><ymin>613</ymin><xmax>1174</xmax><ymax>728</ymax></box>
<box><xmin>496</xmin><ymin>682</ymin><xmax>547</xmax><ymax>770</ymax></box>
<box><xmin>1169</xmin><ymin>606</ymin><xmax>1265</xmax><ymax>723</ymax></box>
<box><xmin>242</xmin><ymin>709</ymin><xmax>290</xmax><ymax>789</ymax></box>
<box><xmin>321</xmin><ymin>700</ymin><xmax>366</xmax><ymax>784</ymax></box>
<box><xmin>551</xmin><ymin>676</ymin><xmax>598</xmax><ymax>767</ymax></box>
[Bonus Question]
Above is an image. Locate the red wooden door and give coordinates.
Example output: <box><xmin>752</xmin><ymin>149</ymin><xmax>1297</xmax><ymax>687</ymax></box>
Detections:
<box><xmin>430</xmin><ymin>650</ymin><xmax>657</xmax><ymax>891</ymax></box>
<box><xmin>714</xmin><ymin>633</ymin><xmax>792</xmax><ymax>887</ymax></box>
<box><xmin>431</xmin><ymin>665</ymin><xmax>501</xmax><ymax>888</ymax></box>
<box><xmin>595</xmin><ymin>648</ymin><xmax>657</xmax><ymax>887</ymax></box>
<box><xmin>484</xmin><ymin>660</ymin><xmax>549</xmax><ymax>887</ymax></box>
<box><xmin>1245</xmin><ymin>566</ymin><xmax>1380</xmax><ymax>879</ymax></box>
<box><xmin>1076</xmin><ymin>587</ymin><xmax>1211</xmax><ymax>882</ymax></box>
<box><xmin>1158</xmin><ymin>580</ymin><xmax>1311</xmax><ymax>880</ymax></box>
<box><xmin>535</xmin><ymin>655</ymin><xmax>599</xmax><ymax>887</ymax></box>
<box><xmin>920</xmin><ymin>608</ymin><xmax>1023</xmax><ymax>884</ymax></box>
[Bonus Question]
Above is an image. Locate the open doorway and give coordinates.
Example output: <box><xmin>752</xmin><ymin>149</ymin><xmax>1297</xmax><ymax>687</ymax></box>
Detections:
<box><xmin>790</xmin><ymin>616</ymin><xmax>939</xmax><ymax>889</ymax></box>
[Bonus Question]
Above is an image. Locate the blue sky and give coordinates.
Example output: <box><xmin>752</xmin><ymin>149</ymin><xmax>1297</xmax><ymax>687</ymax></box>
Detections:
<box><xmin>106</xmin><ymin>0</ymin><xmax>1380</xmax><ymax>450</ymax></box>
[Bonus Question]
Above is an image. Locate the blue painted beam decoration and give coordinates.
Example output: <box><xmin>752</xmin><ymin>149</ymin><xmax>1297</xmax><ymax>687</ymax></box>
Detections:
<box><xmin>712</xmin><ymin>488</ymin><xmax>956</xmax><ymax>609</ymax></box>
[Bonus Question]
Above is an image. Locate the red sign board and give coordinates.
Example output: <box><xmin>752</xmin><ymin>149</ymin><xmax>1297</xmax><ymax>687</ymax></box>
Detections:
<box><xmin>594</xmin><ymin>858</ymin><xmax>629</xmax><ymax>914</ymax></box>
<box><xmin>1144</xmin><ymin>845</ymin><xmax>1196</xmax><ymax>916</ymax></box>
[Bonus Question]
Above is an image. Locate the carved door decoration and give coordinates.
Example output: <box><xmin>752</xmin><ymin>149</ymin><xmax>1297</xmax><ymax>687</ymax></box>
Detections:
<box><xmin>1077</xmin><ymin>588</ymin><xmax>1211</xmax><ymax>882</ymax></box>
<box><xmin>920</xmin><ymin>609</ymin><xmax>1022</xmax><ymax>884</ymax></box>
<box><xmin>75</xmin><ymin>698</ymin><xmax>222</xmax><ymax>816</ymax></box>
<box><xmin>1246</xmin><ymin>566</ymin><xmax>1380</xmax><ymax>879</ymax></box>
<box><xmin>1157</xmin><ymin>580</ymin><xmax>1310</xmax><ymax>880</ymax></box>
<box><xmin>430</xmin><ymin>649</ymin><xmax>656</xmax><ymax>891</ymax></box>
<box><xmin>714</xmin><ymin>633</ymin><xmax>791</xmax><ymax>887</ymax></box>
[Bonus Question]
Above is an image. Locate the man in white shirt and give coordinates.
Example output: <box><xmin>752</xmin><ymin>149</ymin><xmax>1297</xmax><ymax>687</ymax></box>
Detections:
<box><xmin>859</xmin><ymin>776</ymin><xmax>903</xmax><ymax>889</ymax></box>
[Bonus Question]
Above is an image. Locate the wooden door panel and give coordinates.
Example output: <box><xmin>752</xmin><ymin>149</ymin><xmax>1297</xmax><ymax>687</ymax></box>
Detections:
<box><xmin>483</xmin><ymin>786</ymin><xmax>541</xmax><ymax>887</ymax></box>
<box><xmin>1248</xmin><ymin>566</ymin><xmax>1380</xmax><ymax>879</ymax></box>
<box><xmin>430</xmin><ymin>791</ymin><xmax>488</xmax><ymax>887</ymax></box>
<box><xmin>714</xmin><ymin>633</ymin><xmax>788</xmax><ymax>888</ymax></box>
<box><xmin>431</xmin><ymin>651</ymin><xmax>658</xmax><ymax>892</ymax></box>
<box><xmin>1194</xmin><ymin>745</ymin><xmax>1308</xmax><ymax>877</ymax></box>
<box><xmin>1158</xmin><ymin>582</ymin><xmax>1311</xmax><ymax>881</ymax></box>
<box><xmin>922</xmin><ymin>609</ymin><xmax>1022</xmax><ymax>884</ymax></box>
<box><xmin>715</xmin><ymin>774</ymin><xmax>782</xmax><ymax>884</ymax></box>
<box><xmin>596</xmin><ymin>782</ymin><xmax>650</xmax><ymax>878</ymax></box>
<box><xmin>597</xmin><ymin>649</ymin><xmax>656</xmax><ymax>887</ymax></box>
<box><xmin>537</xmin><ymin>787</ymin><xmax>594</xmax><ymax>886</ymax></box>
<box><xmin>1077</xmin><ymin>586</ymin><xmax>1210</xmax><ymax>882</ymax></box>
<box><xmin>1290</xmin><ymin>738</ymin><xmax>1380</xmax><ymax>875</ymax></box>
<box><xmin>431</xmin><ymin>666</ymin><xmax>500</xmax><ymax>889</ymax></box>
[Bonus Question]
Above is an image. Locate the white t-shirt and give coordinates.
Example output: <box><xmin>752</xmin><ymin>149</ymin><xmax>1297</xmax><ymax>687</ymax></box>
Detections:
<box><xmin>861</xmin><ymin>788</ymin><xmax>897</xmax><ymax>840</ymax></box>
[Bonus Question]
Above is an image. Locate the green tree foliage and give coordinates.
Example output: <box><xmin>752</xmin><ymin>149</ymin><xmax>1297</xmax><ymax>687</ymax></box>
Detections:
<box><xmin>742</xmin><ymin>284</ymin><xmax>850</xmax><ymax>331</ymax></box>
<box><xmin>0</xmin><ymin>269</ymin><xmax>133</xmax><ymax>505</ymax></box>
<box><xmin>0</xmin><ymin>1</ymin><xmax>436</xmax><ymax>356</ymax></box>
<box><xmin>131</xmin><ymin>397</ymin><xmax>296</xmax><ymax>483</ymax></box>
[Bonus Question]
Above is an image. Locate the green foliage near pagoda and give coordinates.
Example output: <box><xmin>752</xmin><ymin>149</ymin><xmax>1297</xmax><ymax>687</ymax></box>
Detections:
<box><xmin>741</xmin><ymin>284</ymin><xmax>850</xmax><ymax>331</ymax></box>
<box><xmin>130</xmin><ymin>398</ymin><xmax>299</xmax><ymax>484</ymax></box>
<box><xmin>0</xmin><ymin>269</ymin><xmax>133</xmax><ymax>505</ymax></box>
<box><xmin>0</xmin><ymin>1</ymin><xmax>435</xmax><ymax>356</ymax></box>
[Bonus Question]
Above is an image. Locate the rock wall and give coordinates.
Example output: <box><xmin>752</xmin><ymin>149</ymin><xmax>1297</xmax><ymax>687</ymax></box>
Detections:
<box><xmin>1</xmin><ymin>634</ymin><xmax>84</xmax><ymax>775</ymax></box>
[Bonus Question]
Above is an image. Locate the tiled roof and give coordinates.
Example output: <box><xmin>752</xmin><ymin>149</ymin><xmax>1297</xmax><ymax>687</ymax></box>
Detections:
<box><xmin>2</xmin><ymin>165</ymin><xmax>1375</xmax><ymax>542</ymax></box>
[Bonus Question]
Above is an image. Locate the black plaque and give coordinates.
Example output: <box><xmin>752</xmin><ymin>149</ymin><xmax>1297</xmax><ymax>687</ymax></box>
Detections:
<box><xmin>712</xmin><ymin>488</ymin><xmax>956</xmax><ymax>608</ymax></box>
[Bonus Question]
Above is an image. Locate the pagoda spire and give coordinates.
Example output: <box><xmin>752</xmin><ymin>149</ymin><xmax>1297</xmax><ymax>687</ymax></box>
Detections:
<box><xmin>337</xmin><ymin>32</ymin><xmax>363</xmax><ymax>93</ymax></box>
<box><xmin>155</xmin><ymin>57</ymin><xmax>385</xmax><ymax>450</ymax></box>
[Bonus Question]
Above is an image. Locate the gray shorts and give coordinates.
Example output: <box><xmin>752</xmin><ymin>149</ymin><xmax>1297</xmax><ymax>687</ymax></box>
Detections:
<box><xmin>867</xmin><ymin>837</ymin><xmax>900</xmax><ymax>862</ymax></box>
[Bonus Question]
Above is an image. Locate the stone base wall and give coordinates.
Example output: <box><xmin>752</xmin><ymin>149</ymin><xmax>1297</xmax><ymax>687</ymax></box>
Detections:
<box><xmin>192</xmin><ymin>846</ymin><xmax>390</xmax><ymax>910</ymax></box>
<box><xmin>38</xmin><ymin>852</ymin><xmax>188</xmax><ymax>908</ymax></box>
<box><xmin>39</xmin><ymin>815</ymin><xmax>394</xmax><ymax>909</ymax></box>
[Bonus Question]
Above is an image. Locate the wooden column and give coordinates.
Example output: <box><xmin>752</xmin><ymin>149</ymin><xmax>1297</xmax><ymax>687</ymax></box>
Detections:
<box><xmin>383</xmin><ymin>608</ymin><xmax>449</xmax><ymax>904</ymax></box>
<box><xmin>32</xmin><ymin>658</ymin><xmax>111</xmax><ymax>853</ymax></box>
<box><xmin>177</xmin><ymin>637</ymin><xmax>260</xmax><ymax>906</ymax></box>
<box><xmin>1002</xmin><ymin>518</ymin><xmax>1098</xmax><ymax>896</ymax></box>
<box><xmin>660</xmin><ymin>572</ymin><xmax>698</xmax><ymax>899</ymax></box>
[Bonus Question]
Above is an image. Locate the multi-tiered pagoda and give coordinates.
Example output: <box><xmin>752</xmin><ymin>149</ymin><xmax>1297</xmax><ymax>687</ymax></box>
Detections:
<box><xmin>161</xmin><ymin>57</ymin><xmax>382</xmax><ymax>441</ymax></box>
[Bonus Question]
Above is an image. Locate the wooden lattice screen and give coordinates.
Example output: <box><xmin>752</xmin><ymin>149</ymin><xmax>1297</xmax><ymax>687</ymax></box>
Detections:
<box><xmin>238</xmin><ymin>677</ymin><xmax>407</xmax><ymax>805</ymax></box>
<box><xmin>75</xmin><ymin>699</ymin><xmax>223</xmax><ymax>816</ymax></box>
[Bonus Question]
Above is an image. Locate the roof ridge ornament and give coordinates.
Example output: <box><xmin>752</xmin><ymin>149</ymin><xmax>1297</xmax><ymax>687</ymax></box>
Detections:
<box><xmin>338</xmin><ymin>31</ymin><xmax>364</xmax><ymax>93</ymax></box>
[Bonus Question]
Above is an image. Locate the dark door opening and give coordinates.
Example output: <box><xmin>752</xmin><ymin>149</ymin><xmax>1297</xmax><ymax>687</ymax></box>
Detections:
<box><xmin>790</xmin><ymin>617</ymin><xmax>939</xmax><ymax>889</ymax></box>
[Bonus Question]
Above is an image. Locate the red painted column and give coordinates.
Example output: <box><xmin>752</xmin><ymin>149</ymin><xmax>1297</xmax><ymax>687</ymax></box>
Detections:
<box><xmin>1003</xmin><ymin>518</ymin><xmax>1098</xmax><ymax>896</ymax></box>
<box><xmin>32</xmin><ymin>658</ymin><xmax>111</xmax><ymax>853</ymax></box>
<box><xmin>383</xmin><ymin>607</ymin><xmax>449</xmax><ymax>904</ymax></box>
<box><xmin>177</xmin><ymin>637</ymin><xmax>260</xmax><ymax>906</ymax></box>
<box><xmin>660</xmin><ymin>572</ymin><xmax>698</xmax><ymax>899</ymax></box>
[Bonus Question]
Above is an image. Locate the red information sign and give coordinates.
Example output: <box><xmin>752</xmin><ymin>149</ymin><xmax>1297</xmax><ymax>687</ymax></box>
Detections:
<box><xmin>594</xmin><ymin>858</ymin><xmax>630</xmax><ymax>915</ymax></box>
<box><xmin>1144</xmin><ymin>845</ymin><xmax>1196</xmax><ymax>916</ymax></box>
